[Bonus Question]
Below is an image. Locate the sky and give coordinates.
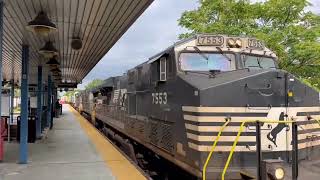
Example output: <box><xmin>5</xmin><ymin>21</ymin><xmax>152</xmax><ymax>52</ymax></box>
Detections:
<box><xmin>78</xmin><ymin>0</ymin><xmax>320</xmax><ymax>89</ymax></box>
<box><xmin>78</xmin><ymin>0</ymin><xmax>198</xmax><ymax>89</ymax></box>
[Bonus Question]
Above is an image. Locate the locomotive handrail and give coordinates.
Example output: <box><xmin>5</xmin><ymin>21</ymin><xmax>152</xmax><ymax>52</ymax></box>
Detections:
<box><xmin>221</xmin><ymin>119</ymin><xmax>310</xmax><ymax>180</ymax></box>
<box><xmin>202</xmin><ymin>119</ymin><xmax>231</xmax><ymax>180</ymax></box>
<box><xmin>315</xmin><ymin>119</ymin><xmax>320</xmax><ymax>126</ymax></box>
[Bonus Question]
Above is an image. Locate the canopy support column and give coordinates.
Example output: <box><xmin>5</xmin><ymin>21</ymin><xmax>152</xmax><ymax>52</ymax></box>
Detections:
<box><xmin>36</xmin><ymin>66</ymin><xmax>42</xmax><ymax>138</ymax></box>
<box><xmin>47</xmin><ymin>75</ymin><xmax>52</xmax><ymax>128</ymax></box>
<box><xmin>19</xmin><ymin>45</ymin><xmax>29</xmax><ymax>164</ymax></box>
<box><xmin>9</xmin><ymin>79</ymin><xmax>14</xmax><ymax>142</ymax></box>
<box><xmin>0</xmin><ymin>2</ymin><xmax>4</xmax><ymax>165</ymax></box>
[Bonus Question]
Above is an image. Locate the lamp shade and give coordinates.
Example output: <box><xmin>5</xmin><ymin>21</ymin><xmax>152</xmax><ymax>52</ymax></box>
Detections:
<box><xmin>27</xmin><ymin>11</ymin><xmax>57</xmax><ymax>36</ymax></box>
<box><xmin>39</xmin><ymin>41</ymin><xmax>58</xmax><ymax>58</ymax></box>
<box><xmin>51</xmin><ymin>68</ymin><xmax>61</xmax><ymax>73</ymax></box>
<box><xmin>71</xmin><ymin>37</ymin><xmax>82</xmax><ymax>50</ymax></box>
<box><xmin>46</xmin><ymin>56</ymin><xmax>60</xmax><ymax>66</ymax></box>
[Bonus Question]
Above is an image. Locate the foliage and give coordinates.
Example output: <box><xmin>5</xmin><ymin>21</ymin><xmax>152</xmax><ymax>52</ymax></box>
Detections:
<box><xmin>63</xmin><ymin>79</ymin><xmax>103</xmax><ymax>101</ymax></box>
<box><xmin>84</xmin><ymin>79</ymin><xmax>104</xmax><ymax>90</ymax></box>
<box><xmin>64</xmin><ymin>89</ymin><xmax>80</xmax><ymax>102</ymax></box>
<box><xmin>14</xmin><ymin>88</ymin><xmax>20</xmax><ymax>97</ymax></box>
<box><xmin>179</xmin><ymin>0</ymin><xmax>320</xmax><ymax>90</ymax></box>
<box><xmin>64</xmin><ymin>89</ymin><xmax>78</xmax><ymax>98</ymax></box>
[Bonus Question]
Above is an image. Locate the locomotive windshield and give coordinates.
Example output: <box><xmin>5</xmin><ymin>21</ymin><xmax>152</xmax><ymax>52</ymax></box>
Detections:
<box><xmin>179</xmin><ymin>53</ymin><xmax>235</xmax><ymax>71</ymax></box>
<box><xmin>242</xmin><ymin>54</ymin><xmax>276</xmax><ymax>69</ymax></box>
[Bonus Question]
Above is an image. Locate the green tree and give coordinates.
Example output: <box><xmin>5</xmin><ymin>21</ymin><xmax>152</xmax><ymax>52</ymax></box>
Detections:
<box><xmin>64</xmin><ymin>89</ymin><xmax>80</xmax><ymax>102</ymax></box>
<box><xmin>179</xmin><ymin>0</ymin><xmax>320</xmax><ymax>90</ymax></box>
<box><xmin>84</xmin><ymin>79</ymin><xmax>104</xmax><ymax>90</ymax></box>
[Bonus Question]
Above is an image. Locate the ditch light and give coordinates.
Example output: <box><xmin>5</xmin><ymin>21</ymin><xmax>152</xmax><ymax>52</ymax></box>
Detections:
<box><xmin>261</xmin><ymin>159</ymin><xmax>285</xmax><ymax>180</ymax></box>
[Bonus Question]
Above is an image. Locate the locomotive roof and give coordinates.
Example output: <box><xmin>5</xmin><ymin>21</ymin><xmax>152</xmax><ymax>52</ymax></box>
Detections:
<box><xmin>147</xmin><ymin>36</ymin><xmax>195</xmax><ymax>63</ymax></box>
<box><xmin>90</xmin><ymin>76</ymin><xmax>121</xmax><ymax>93</ymax></box>
<box><xmin>148</xmin><ymin>34</ymin><xmax>274</xmax><ymax>63</ymax></box>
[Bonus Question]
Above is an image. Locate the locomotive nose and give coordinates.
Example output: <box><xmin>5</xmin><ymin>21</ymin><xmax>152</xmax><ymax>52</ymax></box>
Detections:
<box><xmin>198</xmin><ymin>70</ymin><xmax>319</xmax><ymax>107</ymax></box>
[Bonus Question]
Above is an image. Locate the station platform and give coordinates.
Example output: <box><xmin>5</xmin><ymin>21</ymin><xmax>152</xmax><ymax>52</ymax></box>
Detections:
<box><xmin>0</xmin><ymin>105</ymin><xmax>146</xmax><ymax>180</ymax></box>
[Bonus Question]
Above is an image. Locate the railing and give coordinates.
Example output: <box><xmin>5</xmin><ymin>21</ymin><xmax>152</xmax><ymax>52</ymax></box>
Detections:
<box><xmin>222</xmin><ymin>120</ymin><xmax>295</xmax><ymax>180</ymax></box>
<box><xmin>202</xmin><ymin>119</ymin><xmax>231</xmax><ymax>180</ymax></box>
<box><xmin>203</xmin><ymin>119</ymin><xmax>320</xmax><ymax>180</ymax></box>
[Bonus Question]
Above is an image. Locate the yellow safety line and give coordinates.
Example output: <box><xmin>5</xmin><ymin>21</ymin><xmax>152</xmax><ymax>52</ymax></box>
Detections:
<box><xmin>67</xmin><ymin>104</ymin><xmax>146</xmax><ymax>180</ymax></box>
<box><xmin>221</xmin><ymin>120</ymin><xmax>297</xmax><ymax>180</ymax></box>
<box><xmin>202</xmin><ymin>119</ymin><xmax>230</xmax><ymax>180</ymax></box>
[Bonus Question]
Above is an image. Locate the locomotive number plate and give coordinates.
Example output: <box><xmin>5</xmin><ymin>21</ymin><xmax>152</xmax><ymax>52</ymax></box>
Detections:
<box><xmin>196</xmin><ymin>35</ymin><xmax>224</xmax><ymax>46</ymax></box>
<box><xmin>248</xmin><ymin>38</ymin><xmax>264</xmax><ymax>49</ymax></box>
<box><xmin>152</xmin><ymin>92</ymin><xmax>167</xmax><ymax>104</ymax></box>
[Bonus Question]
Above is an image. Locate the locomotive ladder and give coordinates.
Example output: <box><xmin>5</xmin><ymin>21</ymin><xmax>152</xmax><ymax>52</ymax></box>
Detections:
<box><xmin>202</xmin><ymin>119</ymin><xmax>231</xmax><ymax>180</ymax></box>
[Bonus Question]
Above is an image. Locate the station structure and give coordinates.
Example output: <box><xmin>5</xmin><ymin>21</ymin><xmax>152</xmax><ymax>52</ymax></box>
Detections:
<box><xmin>0</xmin><ymin>0</ymin><xmax>153</xmax><ymax>169</ymax></box>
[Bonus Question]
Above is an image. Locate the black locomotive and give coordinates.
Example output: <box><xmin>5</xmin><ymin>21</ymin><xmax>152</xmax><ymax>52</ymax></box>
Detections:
<box><xmin>74</xmin><ymin>34</ymin><xmax>320</xmax><ymax>179</ymax></box>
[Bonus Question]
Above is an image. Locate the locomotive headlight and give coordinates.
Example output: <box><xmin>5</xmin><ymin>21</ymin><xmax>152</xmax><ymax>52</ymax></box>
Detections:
<box><xmin>227</xmin><ymin>38</ymin><xmax>236</xmax><ymax>47</ymax></box>
<box><xmin>262</xmin><ymin>159</ymin><xmax>285</xmax><ymax>180</ymax></box>
<box><xmin>235</xmin><ymin>39</ymin><xmax>242</xmax><ymax>47</ymax></box>
<box><xmin>274</xmin><ymin>167</ymin><xmax>285</xmax><ymax>179</ymax></box>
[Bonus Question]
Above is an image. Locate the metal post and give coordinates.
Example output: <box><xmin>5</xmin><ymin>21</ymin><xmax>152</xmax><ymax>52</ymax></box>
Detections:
<box><xmin>36</xmin><ymin>66</ymin><xmax>42</xmax><ymax>138</ymax></box>
<box><xmin>0</xmin><ymin>0</ymin><xmax>4</xmax><ymax>145</ymax></box>
<box><xmin>47</xmin><ymin>75</ymin><xmax>52</xmax><ymax>128</ymax></box>
<box><xmin>50</xmin><ymin>84</ymin><xmax>55</xmax><ymax>129</ymax></box>
<box><xmin>256</xmin><ymin>121</ymin><xmax>262</xmax><ymax>180</ymax></box>
<box><xmin>19</xmin><ymin>45</ymin><xmax>29</xmax><ymax>164</ymax></box>
<box><xmin>9</xmin><ymin>79</ymin><xmax>14</xmax><ymax>142</ymax></box>
<box><xmin>292</xmin><ymin>122</ymin><xmax>298</xmax><ymax>180</ymax></box>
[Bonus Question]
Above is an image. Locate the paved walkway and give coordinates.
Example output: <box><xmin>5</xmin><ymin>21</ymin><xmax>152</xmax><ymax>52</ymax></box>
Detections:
<box><xmin>0</xmin><ymin>105</ymin><xmax>115</xmax><ymax>180</ymax></box>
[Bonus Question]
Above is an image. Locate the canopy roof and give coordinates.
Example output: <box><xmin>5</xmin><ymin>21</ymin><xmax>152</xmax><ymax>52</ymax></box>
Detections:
<box><xmin>2</xmin><ymin>0</ymin><xmax>153</xmax><ymax>87</ymax></box>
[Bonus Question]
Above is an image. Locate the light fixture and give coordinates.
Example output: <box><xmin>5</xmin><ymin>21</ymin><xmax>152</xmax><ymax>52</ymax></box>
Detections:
<box><xmin>51</xmin><ymin>71</ymin><xmax>60</xmax><ymax>75</ymax></box>
<box><xmin>262</xmin><ymin>159</ymin><xmax>285</xmax><ymax>180</ymax></box>
<box><xmin>235</xmin><ymin>39</ymin><xmax>242</xmax><ymax>48</ymax></box>
<box><xmin>227</xmin><ymin>38</ymin><xmax>242</xmax><ymax>48</ymax></box>
<box><xmin>46</xmin><ymin>56</ymin><xmax>60</xmax><ymax>66</ymax></box>
<box><xmin>274</xmin><ymin>168</ymin><xmax>285</xmax><ymax>179</ymax></box>
<box><xmin>39</xmin><ymin>41</ymin><xmax>58</xmax><ymax>58</ymax></box>
<box><xmin>71</xmin><ymin>37</ymin><xmax>82</xmax><ymax>50</ymax></box>
<box><xmin>227</xmin><ymin>38</ymin><xmax>236</xmax><ymax>47</ymax></box>
<box><xmin>51</xmin><ymin>67</ymin><xmax>61</xmax><ymax>73</ymax></box>
<box><xmin>27</xmin><ymin>11</ymin><xmax>57</xmax><ymax>36</ymax></box>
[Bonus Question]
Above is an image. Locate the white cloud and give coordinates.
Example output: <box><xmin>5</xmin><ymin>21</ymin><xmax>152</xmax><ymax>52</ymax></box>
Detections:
<box><xmin>78</xmin><ymin>0</ymin><xmax>198</xmax><ymax>89</ymax></box>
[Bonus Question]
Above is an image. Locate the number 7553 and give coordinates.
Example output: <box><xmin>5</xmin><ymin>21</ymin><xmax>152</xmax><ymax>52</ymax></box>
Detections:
<box><xmin>152</xmin><ymin>92</ymin><xmax>167</xmax><ymax>104</ymax></box>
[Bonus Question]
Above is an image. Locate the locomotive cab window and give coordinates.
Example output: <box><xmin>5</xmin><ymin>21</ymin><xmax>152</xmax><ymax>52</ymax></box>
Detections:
<box><xmin>160</xmin><ymin>57</ymin><xmax>167</xmax><ymax>81</ymax></box>
<box><xmin>179</xmin><ymin>52</ymin><xmax>235</xmax><ymax>72</ymax></box>
<box><xmin>151</xmin><ymin>55</ymin><xmax>168</xmax><ymax>83</ymax></box>
<box><xmin>242</xmin><ymin>54</ymin><xmax>277</xmax><ymax>70</ymax></box>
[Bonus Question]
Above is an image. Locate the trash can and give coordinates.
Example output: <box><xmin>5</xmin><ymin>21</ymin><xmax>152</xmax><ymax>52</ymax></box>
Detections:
<box><xmin>17</xmin><ymin>116</ymin><xmax>36</xmax><ymax>143</ymax></box>
<box><xmin>0</xmin><ymin>117</ymin><xmax>7</xmax><ymax>161</ymax></box>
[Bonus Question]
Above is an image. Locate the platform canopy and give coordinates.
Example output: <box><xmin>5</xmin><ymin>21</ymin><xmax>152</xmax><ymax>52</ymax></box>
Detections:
<box><xmin>1</xmin><ymin>0</ymin><xmax>153</xmax><ymax>88</ymax></box>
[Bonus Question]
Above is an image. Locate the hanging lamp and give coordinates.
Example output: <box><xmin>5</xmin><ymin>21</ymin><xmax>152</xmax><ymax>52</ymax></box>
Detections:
<box><xmin>39</xmin><ymin>41</ymin><xmax>58</xmax><ymax>58</ymax></box>
<box><xmin>27</xmin><ymin>11</ymin><xmax>57</xmax><ymax>36</ymax></box>
<box><xmin>46</xmin><ymin>56</ymin><xmax>60</xmax><ymax>66</ymax></box>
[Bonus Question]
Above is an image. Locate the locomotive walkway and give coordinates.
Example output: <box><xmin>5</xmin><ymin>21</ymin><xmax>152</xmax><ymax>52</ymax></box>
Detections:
<box><xmin>0</xmin><ymin>105</ymin><xmax>146</xmax><ymax>180</ymax></box>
